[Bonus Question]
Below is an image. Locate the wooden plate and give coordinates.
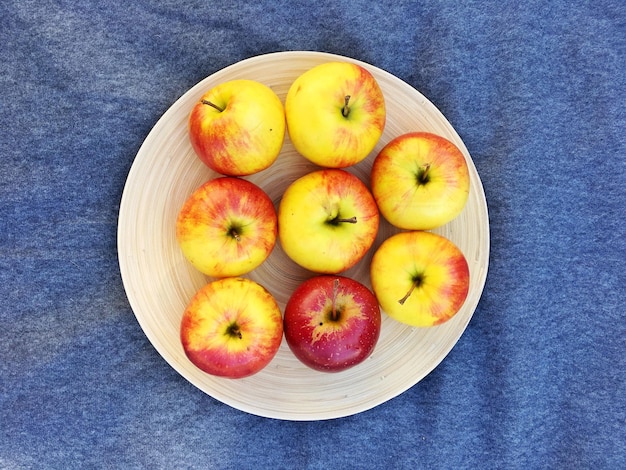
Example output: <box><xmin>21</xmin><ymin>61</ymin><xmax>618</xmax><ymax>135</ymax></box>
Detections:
<box><xmin>118</xmin><ymin>51</ymin><xmax>490</xmax><ymax>420</ymax></box>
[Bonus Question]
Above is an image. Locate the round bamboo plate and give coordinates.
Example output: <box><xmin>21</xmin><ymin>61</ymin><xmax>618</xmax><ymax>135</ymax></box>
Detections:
<box><xmin>118</xmin><ymin>51</ymin><xmax>490</xmax><ymax>421</ymax></box>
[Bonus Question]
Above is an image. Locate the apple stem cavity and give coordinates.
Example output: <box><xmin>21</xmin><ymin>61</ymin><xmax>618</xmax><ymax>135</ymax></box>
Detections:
<box><xmin>341</xmin><ymin>95</ymin><xmax>351</xmax><ymax>118</ymax></box>
<box><xmin>201</xmin><ymin>99</ymin><xmax>224</xmax><ymax>113</ymax></box>
<box><xmin>416</xmin><ymin>163</ymin><xmax>432</xmax><ymax>186</ymax></box>
<box><xmin>398</xmin><ymin>275</ymin><xmax>424</xmax><ymax>305</ymax></box>
<box><xmin>226</xmin><ymin>323</ymin><xmax>243</xmax><ymax>340</ymax></box>
<box><xmin>327</xmin><ymin>215</ymin><xmax>357</xmax><ymax>226</ymax></box>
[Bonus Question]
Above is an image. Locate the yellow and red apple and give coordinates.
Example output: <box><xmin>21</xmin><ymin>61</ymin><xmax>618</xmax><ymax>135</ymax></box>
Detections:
<box><xmin>285</xmin><ymin>61</ymin><xmax>386</xmax><ymax>168</ymax></box>
<box><xmin>180</xmin><ymin>277</ymin><xmax>283</xmax><ymax>378</ymax></box>
<box><xmin>188</xmin><ymin>79</ymin><xmax>285</xmax><ymax>176</ymax></box>
<box><xmin>283</xmin><ymin>275</ymin><xmax>381</xmax><ymax>372</ymax></box>
<box><xmin>370</xmin><ymin>231</ymin><xmax>470</xmax><ymax>327</ymax></box>
<box><xmin>278</xmin><ymin>169</ymin><xmax>379</xmax><ymax>274</ymax></box>
<box><xmin>176</xmin><ymin>177</ymin><xmax>277</xmax><ymax>278</ymax></box>
<box><xmin>371</xmin><ymin>132</ymin><xmax>470</xmax><ymax>230</ymax></box>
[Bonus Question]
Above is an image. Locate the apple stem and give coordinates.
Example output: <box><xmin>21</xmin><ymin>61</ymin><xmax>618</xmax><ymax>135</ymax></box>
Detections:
<box><xmin>342</xmin><ymin>95</ymin><xmax>351</xmax><ymax>117</ymax></box>
<box><xmin>331</xmin><ymin>278</ymin><xmax>340</xmax><ymax>321</ymax></box>
<box><xmin>398</xmin><ymin>276</ymin><xmax>424</xmax><ymax>305</ymax></box>
<box><xmin>417</xmin><ymin>163</ymin><xmax>432</xmax><ymax>185</ymax></box>
<box><xmin>398</xmin><ymin>284</ymin><xmax>416</xmax><ymax>305</ymax></box>
<box><xmin>201</xmin><ymin>99</ymin><xmax>224</xmax><ymax>112</ymax></box>
<box><xmin>336</xmin><ymin>216</ymin><xmax>358</xmax><ymax>224</ymax></box>
<box><xmin>229</xmin><ymin>228</ymin><xmax>241</xmax><ymax>242</ymax></box>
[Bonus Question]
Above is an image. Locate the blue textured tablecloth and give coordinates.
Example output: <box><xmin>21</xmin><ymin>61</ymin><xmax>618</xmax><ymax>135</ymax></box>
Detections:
<box><xmin>1</xmin><ymin>1</ymin><xmax>624</xmax><ymax>468</ymax></box>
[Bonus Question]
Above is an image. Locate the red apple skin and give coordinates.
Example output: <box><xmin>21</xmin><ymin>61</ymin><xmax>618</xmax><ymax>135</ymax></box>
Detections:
<box><xmin>176</xmin><ymin>177</ymin><xmax>277</xmax><ymax>278</ymax></box>
<box><xmin>188</xmin><ymin>79</ymin><xmax>285</xmax><ymax>176</ymax></box>
<box><xmin>180</xmin><ymin>278</ymin><xmax>283</xmax><ymax>379</ymax></box>
<box><xmin>371</xmin><ymin>132</ymin><xmax>470</xmax><ymax>230</ymax></box>
<box><xmin>283</xmin><ymin>275</ymin><xmax>381</xmax><ymax>372</ymax></box>
<box><xmin>370</xmin><ymin>231</ymin><xmax>470</xmax><ymax>327</ymax></box>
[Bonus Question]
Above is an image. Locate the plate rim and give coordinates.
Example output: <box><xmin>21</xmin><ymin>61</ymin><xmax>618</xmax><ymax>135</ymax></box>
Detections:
<box><xmin>117</xmin><ymin>50</ymin><xmax>490</xmax><ymax>421</ymax></box>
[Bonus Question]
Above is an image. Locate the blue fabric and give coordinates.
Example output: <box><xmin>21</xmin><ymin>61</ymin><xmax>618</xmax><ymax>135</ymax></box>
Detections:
<box><xmin>1</xmin><ymin>0</ymin><xmax>624</xmax><ymax>468</ymax></box>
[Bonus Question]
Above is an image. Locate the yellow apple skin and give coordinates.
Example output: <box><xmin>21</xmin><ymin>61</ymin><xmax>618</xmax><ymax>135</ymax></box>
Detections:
<box><xmin>371</xmin><ymin>132</ymin><xmax>470</xmax><ymax>230</ymax></box>
<box><xmin>285</xmin><ymin>62</ymin><xmax>386</xmax><ymax>168</ymax></box>
<box><xmin>180</xmin><ymin>277</ymin><xmax>283</xmax><ymax>378</ymax></box>
<box><xmin>370</xmin><ymin>231</ymin><xmax>470</xmax><ymax>327</ymax></box>
<box><xmin>278</xmin><ymin>169</ymin><xmax>379</xmax><ymax>274</ymax></box>
<box><xmin>188</xmin><ymin>79</ymin><xmax>285</xmax><ymax>176</ymax></box>
<box><xmin>176</xmin><ymin>177</ymin><xmax>277</xmax><ymax>277</ymax></box>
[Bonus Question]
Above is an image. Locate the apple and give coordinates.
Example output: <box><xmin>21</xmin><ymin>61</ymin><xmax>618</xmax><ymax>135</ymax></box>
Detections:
<box><xmin>285</xmin><ymin>61</ymin><xmax>386</xmax><ymax>168</ymax></box>
<box><xmin>180</xmin><ymin>277</ymin><xmax>283</xmax><ymax>378</ymax></box>
<box><xmin>188</xmin><ymin>79</ymin><xmax>286</xmax><ymax>176</ymax></box>
<box><xmin>176</xmin><ymin>177</ymin><xmax>277</xmax><ymax>278</ymax></box>
<box><xmin>370</xmin><ymin>231</ymin><xmax>470</xmax><ymax>327</ymax></box>
<box><xmin>278</xmin><ymin>169</ymin><xmax>379</xmax><ymax>274</ymax></box>
<box><xmin>283</xmin><ymin>275</ymin><xmax>381</xmax><ymax>372</ymax></box>
<box><xmin>371</xmin><ymin>132</ymin><xmax>470</xmax><ymax>230</ymax></box>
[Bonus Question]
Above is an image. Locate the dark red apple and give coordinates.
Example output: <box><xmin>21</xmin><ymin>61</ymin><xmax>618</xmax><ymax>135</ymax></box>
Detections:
<box><xmin>283</xmin><ymin>275</ymin><xmax>381</xmax><ymax>372</ymax></box>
